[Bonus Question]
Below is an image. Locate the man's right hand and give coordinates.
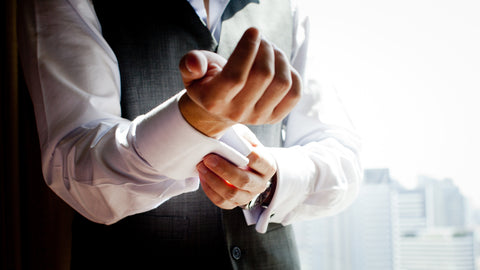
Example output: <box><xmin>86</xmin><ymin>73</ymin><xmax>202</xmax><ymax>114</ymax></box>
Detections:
<box><xmin>178</xmin><ymin>27</ymin><xmax>302</xmax><ymax>138</ymax></box>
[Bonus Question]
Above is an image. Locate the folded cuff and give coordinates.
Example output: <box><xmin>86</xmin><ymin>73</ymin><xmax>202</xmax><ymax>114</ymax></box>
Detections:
<box><xmin>133</xmin><ymin>91</ymin><xmax>250</xmax><ymax>180</ymax></box>
<box><xmin>244</xmin><ymin>146</ymin><xmax>315</xmax><ymax>233</ymax></box>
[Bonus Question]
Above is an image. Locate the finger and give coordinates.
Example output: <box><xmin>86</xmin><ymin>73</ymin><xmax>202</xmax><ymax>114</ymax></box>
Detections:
<box><xmin>199</xmin><ymin>175</ymin><xmax>237</xmax><ymax>209</ymax></box>
<box><xmin>203</xmin><ymin>154</ymin><xmax>263</xmax><ymax>193</ymax></box>
<box><xmin>218</xmin><ymin>27</ymin><xmax>261</xmax><ymax>98</ymax></box>
<box><xmin>270</xmin><ymin>68</ymin><xmax>302</xmax><ymax>123</ymax></box>
<box><xmin>179</xmin><ymin>50</ymin><xmax>226</xmax><ymax>87</ymax></box>
<box><xmin>254</xmin><ymin>49</ymin><xmax>292</xmax><ymax>115</ymax></box>
<box><xmin>246</xmin><ymin>149</ymin><xmax>277</xmax><ymax>179</ymax></box>
<box><xmin>197</xmin><ymin>163</ymin><xmax>251</xmax><ymax>207</ymax></box>
<box><xmin>179</xmin><ymin>50</ymin><xmax>208</xmax><ymax>85</ymax></box>
<box><xmin>231</xmin><ymin>38</ymin><xmax>275</xmax><ymax>117</ymax></box>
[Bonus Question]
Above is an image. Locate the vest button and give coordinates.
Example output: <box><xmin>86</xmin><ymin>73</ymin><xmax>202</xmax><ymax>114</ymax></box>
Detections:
<box><xmin>231</xmin><ymin>246</ymin><xmax>242</xmax><ymax>260</ymax></box>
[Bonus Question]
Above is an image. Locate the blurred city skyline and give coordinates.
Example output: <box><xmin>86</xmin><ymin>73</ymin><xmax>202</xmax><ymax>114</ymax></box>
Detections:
<box><xmin>294</xmin><ymin>168</ymin><xmax>479</xmax><ymax>270</ymax></box>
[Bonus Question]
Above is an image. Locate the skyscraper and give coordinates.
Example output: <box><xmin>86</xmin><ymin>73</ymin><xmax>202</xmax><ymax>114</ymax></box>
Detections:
<box><xmin>419</xmin><ymin>176</ymin><xmax>467</xmax><ymax>228</ymax></box>
<box><xmin>294</xmin><ymin>168</ymin><xmax>395</xmax><ymax>270</ymax></box>
<box><xmin>396</xmin><ymin>229</ymin><xmax>476</xmax><ymax>270</ymax></box>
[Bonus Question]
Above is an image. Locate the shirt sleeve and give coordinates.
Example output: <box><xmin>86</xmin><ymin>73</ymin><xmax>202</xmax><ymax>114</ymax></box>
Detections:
<box><xmin>243</xmin><ymin>0</ymin><xmax>363</xmax><ymax>233</ymax></box>
<box><xmin>18</xmin><ymin>0</ymin><xmax>248</xmax><ymax>225</ymax></box>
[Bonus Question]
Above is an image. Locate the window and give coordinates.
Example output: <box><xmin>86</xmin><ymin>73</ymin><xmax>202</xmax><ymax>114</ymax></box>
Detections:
<box><xmin>294</xmin><ymin>1</ymin><xmax>480</xmax><ymax>269</ymax></box>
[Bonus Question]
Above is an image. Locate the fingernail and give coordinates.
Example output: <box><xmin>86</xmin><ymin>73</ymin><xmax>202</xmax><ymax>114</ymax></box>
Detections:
<box><xmin>205</xmin><ymin>156</ymin><xmax>218</xmax><ymax>167</ymax></box>
<box><xmin>197</xmin><ymin>163</ymin><xmax>208</xmax><ymax>174</ymax></box>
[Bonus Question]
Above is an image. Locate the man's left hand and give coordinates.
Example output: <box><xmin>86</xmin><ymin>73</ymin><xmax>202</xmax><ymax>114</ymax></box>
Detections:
<box><xmin>197</xmin><ymin>148</ymin><xmax>276</xmax><ymax>209</ymax></box>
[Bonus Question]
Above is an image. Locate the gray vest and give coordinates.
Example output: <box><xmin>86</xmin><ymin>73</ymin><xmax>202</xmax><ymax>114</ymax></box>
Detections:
<box><xmin>71</xmin><ymin>1</ymin><xmax>300</xmax><ymax>269</ymax></box>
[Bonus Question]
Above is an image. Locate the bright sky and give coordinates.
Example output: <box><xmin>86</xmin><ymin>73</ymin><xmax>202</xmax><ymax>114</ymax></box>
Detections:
<box><xmin>301</xmin><ymin>0</ymin><xmax>480</xmax><ymax>206</ymax></box>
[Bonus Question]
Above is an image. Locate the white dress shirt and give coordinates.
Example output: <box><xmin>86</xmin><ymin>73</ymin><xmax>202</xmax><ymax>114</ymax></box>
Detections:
<box><xmin>18</xmin><ymin>0</ymin><xmax>362</xmax><ymax>233</ymax></box>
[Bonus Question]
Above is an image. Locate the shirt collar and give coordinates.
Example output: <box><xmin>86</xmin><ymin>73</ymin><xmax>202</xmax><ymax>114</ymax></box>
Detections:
<box><xmin>187</xmin><ymin>0</ymin><xmax>230</xmax><ymax>41</ymax></box>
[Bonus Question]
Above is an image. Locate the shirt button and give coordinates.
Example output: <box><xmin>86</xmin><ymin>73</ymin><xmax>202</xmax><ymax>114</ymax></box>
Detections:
<box><xmin>231</xmin><ymin>246</ymin><xmax>242</xmax><ymax>260</ymax></box>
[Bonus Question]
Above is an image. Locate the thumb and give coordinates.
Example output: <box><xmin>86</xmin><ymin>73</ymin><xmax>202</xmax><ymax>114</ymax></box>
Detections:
<box><xmin>179</xmin><ymin>50</ymin><xmax>208</xmax><ymax>86</ymax></box>
<box><xmin>179</xmin><ymin>50</ymin><xmax>227</xmax><ymax>87</ymax></box>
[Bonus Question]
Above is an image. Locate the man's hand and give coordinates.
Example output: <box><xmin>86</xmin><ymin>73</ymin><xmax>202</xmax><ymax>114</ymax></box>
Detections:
<box><xmin>196</xmin><ymin>147</ymin><xmax>277</xmax><ymax>209</ymax></box>
<box><xmin>178</xmin><ymin>27</ymin><xmax>302</xmax><ymax>138</ymax></box>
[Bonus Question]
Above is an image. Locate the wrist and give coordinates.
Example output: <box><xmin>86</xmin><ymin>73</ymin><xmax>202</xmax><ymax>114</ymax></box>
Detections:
<box><xmin>178</xmin><ymin>93</ymin><xmax>233</xmax><ymax>138</ymax></box>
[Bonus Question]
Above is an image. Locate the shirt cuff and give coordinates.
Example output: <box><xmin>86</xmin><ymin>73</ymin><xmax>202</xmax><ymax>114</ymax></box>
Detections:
<box><xmin>133</xmin><ymin>91</ymin><xmax>250</xmax><ymax>180</ymax></box>
<box><xmin>243</xmin><ymin>146</ymin><xmax>315</xmax><ymax>233</ymax></box>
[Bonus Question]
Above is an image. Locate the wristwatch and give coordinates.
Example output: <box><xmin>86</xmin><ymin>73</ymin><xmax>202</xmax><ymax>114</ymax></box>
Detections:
<box><xmin>242</xmin><ymin>174</ymin><xmax>277</xmax><ymax>210</ymax></box>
